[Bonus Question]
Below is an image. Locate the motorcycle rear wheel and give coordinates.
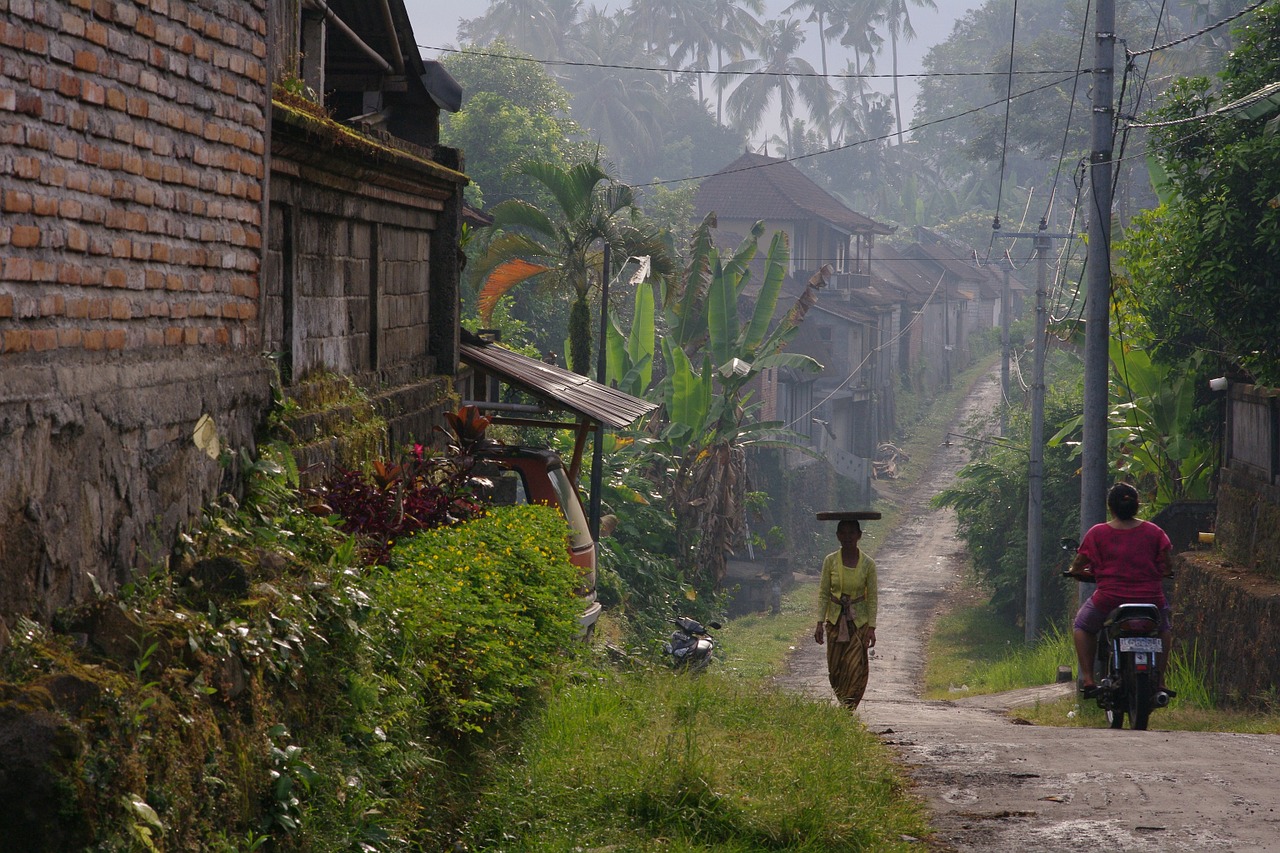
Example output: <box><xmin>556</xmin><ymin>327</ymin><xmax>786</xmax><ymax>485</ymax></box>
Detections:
<box><xmin>1127</xmin><ymin>669</ymin><xmax>1153</xmax><ymax>730</ymax></box>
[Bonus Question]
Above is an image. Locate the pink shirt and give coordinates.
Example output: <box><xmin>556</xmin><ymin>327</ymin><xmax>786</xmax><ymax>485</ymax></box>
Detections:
<box><xmin>1079</xmin><ymin>520</ymin><xmax>1172</xmax><ymax>613</ymax></box>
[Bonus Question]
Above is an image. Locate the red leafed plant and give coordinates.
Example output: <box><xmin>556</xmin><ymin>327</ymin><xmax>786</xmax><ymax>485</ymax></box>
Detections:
<box><xmin>310</xmin><ymin>408</ymin><xmax>500</xmax><ymax>565</ymax></box>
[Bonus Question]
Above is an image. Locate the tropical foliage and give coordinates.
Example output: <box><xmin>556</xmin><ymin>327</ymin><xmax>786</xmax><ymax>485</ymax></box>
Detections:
<box><xmin>473</xmin><ymin>159</ymin><xmax>672</xmax><ymax>374</ymax></box>
<box><xmin>1120</xmin><ymin>2</ymin><xmax>1280</xmax><ymax>385</ymax></box>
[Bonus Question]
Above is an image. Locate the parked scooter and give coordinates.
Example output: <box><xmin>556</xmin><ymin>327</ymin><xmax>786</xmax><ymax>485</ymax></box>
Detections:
<box><xmin>1062</xmin><ymin>538</ymin><xmax>1172</xmax><ymax>730</ymax></box>
<box><xmin>663</xmin><ymin>616</ymin><xmax>721</xmax><ymax>671</ymax></box>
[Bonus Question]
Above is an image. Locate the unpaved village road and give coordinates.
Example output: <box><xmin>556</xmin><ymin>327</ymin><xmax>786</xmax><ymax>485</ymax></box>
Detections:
<box><xmin>774</xmin><ymin>368</ymin><xmax>1280</xmax><ymax>852</ymax></box>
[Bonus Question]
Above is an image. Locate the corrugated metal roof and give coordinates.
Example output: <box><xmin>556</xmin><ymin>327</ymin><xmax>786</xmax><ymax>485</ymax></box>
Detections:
<box><xmin>460</xmin><ymin>340</ymin><xmax>658</xmax><ymax>430</ymax></box>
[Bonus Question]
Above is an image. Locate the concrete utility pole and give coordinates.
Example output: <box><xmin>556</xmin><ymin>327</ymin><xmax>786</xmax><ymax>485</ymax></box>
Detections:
<box><xmin>1001</xmin><ymin>262</ymin><xmax>1011</xmax><ymax>437</ymax></box>
<box><xmin>1081</xmin><ymin>0</ymin><xmax>1116</xmax><ymax>581</ymax></box>
<box><xmin>1000</xmin><ymin>227</ymin><xmax>1070</xmax><ymax>640</ymax></box>
<box><xmin>589</xmin><ymin>244</ymin><xmax>611</xmax><ymax>541</ymax></box>
<box><xmin>1026</xmin><ymin>231</ymin><xmax>1051</xmax><ymax>640</ymax></box>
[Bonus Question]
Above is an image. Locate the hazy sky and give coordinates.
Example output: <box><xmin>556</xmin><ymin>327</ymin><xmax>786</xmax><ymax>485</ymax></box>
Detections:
<box><xmin>402</xmin><ymin>0</ymin><xmax>982</xmax><ymax>136</ymax></box>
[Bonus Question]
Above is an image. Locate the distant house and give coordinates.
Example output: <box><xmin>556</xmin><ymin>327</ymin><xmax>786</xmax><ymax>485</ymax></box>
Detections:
<box><xmin>693</xmin><ymin>152</ymin><xmax>898</xmax><ymax>502</ymax></box>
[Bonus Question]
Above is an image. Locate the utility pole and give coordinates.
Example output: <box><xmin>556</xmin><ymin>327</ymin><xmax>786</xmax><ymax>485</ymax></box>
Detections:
<box><xmin>1026</xmin><ymin>231</ymin><xmax>1050</xmax><ymax>640</ymax></box>
<box><xmin>1001</xmin><ymin>262</ymin><xmax>1011</xmax><ymax>437</ymax></box>
<box><xmin>1082</xmin><ymin>0</ymin><xmax>1116</xmax><ymax>587</ymax></box>
<box><xmin>1000</xmin><ymin>228</ymin><xmax>1071</xmax><ymax>641</ymax></box>
<box><xmin>589</xmin><ymin>244</ymin><xmax>611</xmax><ymax>541</ymax></box>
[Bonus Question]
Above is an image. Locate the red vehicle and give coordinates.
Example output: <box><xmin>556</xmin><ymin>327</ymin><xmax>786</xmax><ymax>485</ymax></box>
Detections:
<box><xmin>472</xmin><ymin>445</ymin><xmax>602</xmax><ymax>636</ymax></box>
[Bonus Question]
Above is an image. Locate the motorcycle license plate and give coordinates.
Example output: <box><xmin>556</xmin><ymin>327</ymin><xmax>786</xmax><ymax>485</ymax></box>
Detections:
<box><xmin>1118</xmin><ymin>637</ymin><xmax>1162</xmax><ymax>653</ymax></box>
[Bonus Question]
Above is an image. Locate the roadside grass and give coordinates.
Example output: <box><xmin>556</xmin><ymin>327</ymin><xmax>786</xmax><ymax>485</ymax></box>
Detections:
<box><xmin>925</xmin><ymin>580</ymin><xmax>1280</xmax><ymax>733</ymax></box>
<box><xmin>459</xmin><ymin>673</ymin><xmax>930</xmax><ymax>852</ymax></box>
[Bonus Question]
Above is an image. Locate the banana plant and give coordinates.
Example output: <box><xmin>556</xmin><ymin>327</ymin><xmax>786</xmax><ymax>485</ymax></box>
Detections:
<box><xmin>608</xmin><ymin>220</ymin><xmax>825</xmax><ymax>587</ymax></box>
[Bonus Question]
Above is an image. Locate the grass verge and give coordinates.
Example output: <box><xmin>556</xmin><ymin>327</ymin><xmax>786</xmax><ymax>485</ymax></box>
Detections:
<box><xmin>460</xmin><ymin>673</ymin><xmax>930</xmax><ymax>852</ymax></box>
<box><xmin>924</xmin><ymin>579</ymin><xmax>1280</xmax><ymax>733</ymax></box>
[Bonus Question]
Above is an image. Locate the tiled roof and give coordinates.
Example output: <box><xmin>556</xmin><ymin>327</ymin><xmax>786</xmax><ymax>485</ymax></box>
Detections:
<box><xmin>694</xmin><ymin>152</ymin><xmax>895</xmax><ymax>236</ymax></box>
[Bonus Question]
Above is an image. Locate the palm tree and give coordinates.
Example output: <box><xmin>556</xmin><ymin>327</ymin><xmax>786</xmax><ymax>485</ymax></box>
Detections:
<box><xmin>474</xmin><ymin>160</ymin><xmax>671</xmax><ymax>375</ymax></box>
<box><xmin>568</xmin><ymin>9</ymin><xmax>670</xmax><ymax>176</ymax></box>
<box><xmin>459</xmin><ymin>0</ymin><xmax>583</xmax><ymax>58</ymax></box>
<box><xmin>881</xmin><ymin>0</ymin><xmax>937</xmax><ymax>144</ymax></box>
<box><xmin>718</xmin><ymin>19</ymin><xmax>833</xmax><ymax>153</ymax></box>
<box><xmin>708</xmin><ymin>0</ymin><xmax>764</xmax><ymax>124</ymax></box>
<box><xmin>837</xmin><ymin>0</ymin><xmax>886</xmax><ymax>117</ymax></box>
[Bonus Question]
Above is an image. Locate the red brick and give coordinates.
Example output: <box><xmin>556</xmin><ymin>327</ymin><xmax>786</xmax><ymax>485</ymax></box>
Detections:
<box><xmin>58</xmin><ymin>264</ymin><xmax>82</xmax><ymax>285</ymax></box>
<box><xmin>33</xmin><ymin>195</ymin><xmax>57</xmax><ymax>216</ymax></box>
<box><xmin>164</xmin><ymin>327</ymin><xmax>182</xmax><ymax>346</ymax></box>
<box><xmin>109</xmin><ymin>297</ymin><xmax>130</xmax><ymax>319</ymax></box>
<box><xmin>31</xmin><ymin>261</ymin><xmax>54</xmax><ymax>282</ymax></box>
<box><xmin>3</xmin><ymin>257</ymin><xmax>32</xmax><ymax>280</ymax></box>
<box><xmin>65</xmin><ymin>226</ymin><xmax>88</xmax><ymax>252</ymax></box>
<box><xmin>3</xmin><ymin>329</ymin><xmax>31</xmax><ymax>353</ymax></box>
<box><xmin>183</xmin><ymin>327</ymin><xmax>198</xmax><ymax>345</ymax></box>
<box><xmin>105</xmin><ymin>87</ymin><xmax>125</xmax><ymax>111</ymax></box>
<box><xmin>83</xmin><ymin>329</ymin><xmax>105</xmax><ymax>350</ymax></box>
<box><xmin>4</xmin><ymin>190</ymin><xmax>33</xmax><ymax>213</ymax></box>
<box><xmin>11</xmin><ymin>225</ymin><xmax>40</xmax><ymax>247</ymax></box>
<box><xmin>0</xmin><ymin>294</ymin><xmax>12</xmax><ymax>317</ymax></box>
<box><xmin>88</xmin><ymin>298</ymin><xmax>109</xmax><ymax>319</ymax></box>
<box><xmin>31</xmin><ymin>329</ymin><xmax>58</xmax><ymax>351</ymax></box>
<box><xmin>66</xmin><ymin>298</ymin><xmax>89</xmax><ymax>319</ymax></box>
<box><xmin>57</xmin><ymin>328</ymin><xmax>83</xmax><ymax>347</ymax></box>
<box><xmin>104</xmin><ymin>269</ymin><xmax>127</xmax><ymax>288</ymax></box>
<box><xmin>73</xmin><ymin>50</ymin><xmax>98</xmax><ymax>73</ymax></box>
<box><xmin>85</xmin><ymin>22</ymin><xmax>108</xmax><ymax>47</ymax></box>
<box><xmin>0</xmin><ymin>89</ymin><xmax>16</xmax><ymax>112</ymax></box>
<box><xmin>38</xmin><ymin>295</ymin><xmax>64</xmax><ymax>316</ymax></box>
<box><xmin>81</xmin><ymin>80</ymin><xmax>104</xmax><ymax>105</ymax></box>
<box><xmin>57</xmin><ymin>73</ymin><xmax>81</xmax><ymax>98</ymax></box>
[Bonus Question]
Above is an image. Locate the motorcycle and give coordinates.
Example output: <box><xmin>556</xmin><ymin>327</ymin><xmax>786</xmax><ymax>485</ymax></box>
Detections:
<box><xmin>663</xmin><ymin>615</ymin><xmax>721</xmax><ymax>671</ymax></box>
<box><xmin>1062</xmin><ymin>538</ymin><xmax>1172</xmax><ymax>730</ymax></box>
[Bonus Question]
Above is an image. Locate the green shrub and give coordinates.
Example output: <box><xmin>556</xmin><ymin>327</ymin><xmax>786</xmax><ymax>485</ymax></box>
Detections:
<box><xmin>372</xmin><ymin>504</ymin><xmax>584</xmax><ymax>735</ymax></box>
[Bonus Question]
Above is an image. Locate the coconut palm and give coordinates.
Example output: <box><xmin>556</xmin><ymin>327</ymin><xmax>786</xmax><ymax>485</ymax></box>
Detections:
<box><xmin>458</xmin><ymin>0</ymin><xmax>584</xmax><ymax>58</ymax></box>
<box><xmin>718</xmin><ymin>19</ymin><xmax>833</xmax><ymax>153</ymax></box>
<box><xmin>474</xmin><ymin>160</ymin><xmax>671</xmax><ymax>375</ymax></box>
<box><xmin>567</xmin><ymin>8</ymin><xmax>670</xmax><ymax>176</ymax></box>
<box><xmin>708</xmin><ymin>0</ymin><xmax>765</xmax><ymax>124</ymax></box>
<box><xmin>881</xmin><ymin>0</ymin><xmax>938</xmax><ymax>144</ymax></box>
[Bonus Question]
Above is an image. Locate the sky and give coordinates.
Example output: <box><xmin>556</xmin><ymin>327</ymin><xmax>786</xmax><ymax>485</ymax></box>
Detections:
<box><xmin>402</xmin><ymin>0</ymin><xmax>983</xmax><ymax>138</ymax></box>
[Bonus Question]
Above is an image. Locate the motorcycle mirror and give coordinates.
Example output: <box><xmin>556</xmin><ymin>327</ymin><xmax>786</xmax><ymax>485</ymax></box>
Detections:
<box><xmin>1060</xmin><ymin>537</ymin><xmax>1079</xmax><ymax>551</ymax></box>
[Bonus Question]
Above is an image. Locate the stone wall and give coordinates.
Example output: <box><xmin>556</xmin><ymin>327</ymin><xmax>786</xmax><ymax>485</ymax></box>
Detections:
<box><xmin>0</xmin><ymin>0</ymin><xmax>272</xmax><ymax>623</ymax></box>
<box><xmin>1174</xmin><ymin>550</ymin><xmax>1280</xmax><ymax>708</ymax></box>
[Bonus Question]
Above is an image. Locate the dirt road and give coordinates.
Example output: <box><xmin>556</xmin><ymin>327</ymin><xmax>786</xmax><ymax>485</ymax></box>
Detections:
<box><xmin>775</xmin><ymin>369</ymin><xmax>1280</xmax><ymax>852</ymax></box>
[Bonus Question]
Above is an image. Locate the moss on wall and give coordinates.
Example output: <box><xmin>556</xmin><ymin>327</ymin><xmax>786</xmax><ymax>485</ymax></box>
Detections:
<box><xmin>1173</xmin><ymin>550</ymin><xmax>1280</xmax><ymax>708</ymax></box>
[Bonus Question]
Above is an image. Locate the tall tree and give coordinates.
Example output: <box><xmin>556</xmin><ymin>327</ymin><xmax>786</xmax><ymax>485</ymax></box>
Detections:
<box><xmin>458</xmin><ymin>0</ymin><xmax>584</xmax><ymax>58</ymax></box>
<box><xmin>881</xmin><ymin>0</ymin><xmax>938</xmax><ymax>144</ymax></box>
<box><xmin>1122</xmin><ymin>2</ymin><xmax>1280</xmax><ymax>385</ymax></box>
<box><xmin>474</xmin><ymin>160</ymin><xmax>673</xmax><ymax>375</ymax></box>
<box><xmin>708</xmin><ymin>0</ymin><xmax>766</xmax><ymax>124</ymax></box>
<box><xmin>718</xmin><ymin>18</ymin><xmax>834</xmax><ymax>153</ymax></box>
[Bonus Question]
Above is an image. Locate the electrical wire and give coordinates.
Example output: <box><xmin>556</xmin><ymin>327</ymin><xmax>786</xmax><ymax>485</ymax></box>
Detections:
<box><xmin>989</xmin><ymin>0</ymin><xmax>1022</xmax><ymax>258</ymax></box>
<box><xmin>640</xmin><ymin>73</ymin><xmax>1086</xmax><ymax>188</ymax></box>
<box><xmin>1042</xmin><ymin>0</ymin><xmax>1093</xmax><ymax>229</ymax></box>
<box><xmin>1125</xmin><ymin>0</ymin><xmax>1269</xmax><ymax>57</ymax></box>
<box><xmin>420</xmin><ymin>42</ymin><xmax>1087</xmax><ymax>81</ymax></box>
<box><xmin>784</xmin><ymin>273</ymin><xmax>947</xmax><ymax>430</ymax></box>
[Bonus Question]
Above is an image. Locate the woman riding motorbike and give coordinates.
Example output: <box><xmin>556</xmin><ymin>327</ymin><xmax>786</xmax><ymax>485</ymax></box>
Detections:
<box><xmin>1068</xmin><ymin>482</ymin><xmax>1175</xmax><ymax>698</ymax></box>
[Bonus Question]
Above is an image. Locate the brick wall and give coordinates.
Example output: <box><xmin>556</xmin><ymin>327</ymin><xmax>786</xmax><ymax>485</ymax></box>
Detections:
<box><xmin>0</xmin><ymin>0</ymin><xmax>272</xmax><ymax>623</ymax></box>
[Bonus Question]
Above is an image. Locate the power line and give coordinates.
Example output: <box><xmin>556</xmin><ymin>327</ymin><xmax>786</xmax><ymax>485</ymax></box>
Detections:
<box><xmin>989</xmin><ymin>0</ymin><xmax>1022</xmax><ymax>260</ymax></box>
<box><xmin>1125</xmin><ymin>0</ymin><xmax>1269</xmax><ymax>57</ymax></box>
<box><xmin>420</xmin><ymin>42</ymin><xmax>1087</xmax><ymax>82</ymax></box>
<box><xmin>640</xmin><ymin>73</ymin><xmax>1086</xmax><ymax>188</ymax></box>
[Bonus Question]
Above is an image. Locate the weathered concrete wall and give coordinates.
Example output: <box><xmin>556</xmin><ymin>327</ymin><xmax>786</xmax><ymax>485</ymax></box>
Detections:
<box><xmin>0</xmin><ymin>0</ymin><xmax>272</xmax><ymax>623</ymax></box>
<box><xmin>266</xmin><ymin>105</ymin><xmax>466</xmax><ymax>461</ymax></box>
<box><xmin>1218</xmin><ymin>465</ymin><xmax>1280</xmax><ymax>582</ymax></box>
<box><xmin>1174</xmin><ymin>550</ymin><xmax>1280</xmax><ymax>708</ymax></box>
